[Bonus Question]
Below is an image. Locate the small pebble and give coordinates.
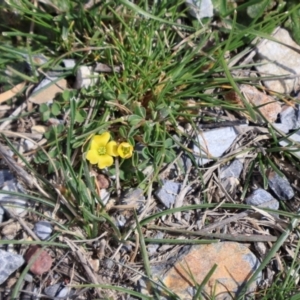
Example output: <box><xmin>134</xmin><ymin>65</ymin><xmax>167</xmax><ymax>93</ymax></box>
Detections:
<box><xmin>155</xmin><ymin>181</ymin><xmax>182</xmax><ymax>208</ymax></box>
<box><xmin>255</xmin><ymin>28</ymin><xmax>300</xmax><ymax>94</ymax></box>
<box><xmin>0</xmin><ymin>169</ymin><xmax>15</xmax><ymax>186</ymax></box>
<box><xmin>147</xmin><ymin>232</ymin><xmax>164</xmax><ymax>256</ymax></box>
<box><xmin>88</xmin><ymin>258</ymin><xmax>100</xmax><ymax>273</ymax></box>
<box><xmin>33</xmin><ymin>221</ymin><xmax>53</xmax><ymax>240</ymax></box>
<box><xmin>0</xmin><ymin>180</ymin><xmax>28</xmax><ymax>215</ymax></box>
<box><xmin>121</xmin><ymin>243</ymin><xmax>133</xmax><ymax>253</ymax></box>
<box><xmin>193</xmin><ymin>127</ymin><xmax>238</xmax><ymax>165</ymax></box>
<box><xmin>280</xmin><ymin>105</ymin><xmax>297</xmax><ymax>131</ymax></box>
<box><xmin>99</xmin><ymin>188</ymin><xmax>110</xmax><ymax>205</ymax></box>
<box><xmin>61</xmin><ymin>58</ymin><xmax>76</xmax><ymax>69</ymax></box>
<box><xmin>267</xmin><ymin>171</ymin><xmax>294</xmax><ymax>201</ymax></box>
<box><xmin>103</xmin><ymin>258</ymin><xmax>114</xmax><ymax>270</ymax></box>
<box><xmin>186</xmin><ymin>0</ymin><xmax>213</xmax><ymax>19</ymax></box>
<box><xmin>24</xmin><ymin>245</ymin><xmax>52</xmax><ymax>275</ymax></box>
<box><xmin>272</xmin><ymin>122</ymin><xmax>290</xmax><ymax>134</ymax></box>
<box><xmin>245</xmin><ymin>188</ymin><xmax>279</xmax><ymax>210</ymax></box>
<box><xmin>122</xmin><ymin>188</ymin><xmax>145</xmax><ymax>211</ymax></box>
<box><xmin>74</xmin><ymin>66</ymin><xmax>98</xmax><ymax>89</ymax></box>
<box><xmin>2</xmin><ymin>221</ymin><xmax>21</xmax><ymax>239</ymax></box>
<box><xmin>24</xmin><ymin>273</ymin><xmax>33</xmax><ymax>283</ymax></box>
<box><xmin>19</xmin><ymin>139</ymin><xmax>35</xmax><ymax>152</ymax></box>
<box><xmin>44</xmin><ymin>283</ymin><xmax>72</xmax><ymax>299</ymax></box>
<box><xmin>220</xmin><ymin>159</ymin><xmax>243</xmax><ymax>179</ymax></box>
<box><xmin>0</xmin><ymin>249</ymin><xmax>24</xmax><ymax>284</ymax></box>
<box><xmin>97</xmin><ymin>174</ymin><xmax>110</xmax><ymax>189</ymax></box>
<box><xmin>279</xmin><ymin>132</ymin><xmax>300</xmax><ymax>159</ymax></box>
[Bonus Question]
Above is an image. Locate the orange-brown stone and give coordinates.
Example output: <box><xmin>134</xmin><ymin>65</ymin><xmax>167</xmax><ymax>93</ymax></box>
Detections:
<box><xmin>161</xmin><ymin>242</ymin><xmax>260</xmax><ymax>299</ymax></box>
<box><xmin>24</xmin><ymin>245</ymin><xmax>53</xmax><ymax>276</ymax></box>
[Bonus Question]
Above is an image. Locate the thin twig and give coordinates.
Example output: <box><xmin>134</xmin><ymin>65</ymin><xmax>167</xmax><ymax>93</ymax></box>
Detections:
<box><xmin>0</xmin><ymin>102</ymin><xmax>27</xmax><ymax>131</ymax></box>
<box><xmin>7</xmin><ymin>209</ymin><xmax>40</xmax><ymax>241</ymax></box>
<box><xmin>0</xmin><ymin>143</ymin><xmax>35</xmax><ymax>189</ymax></box>
<box><xmin>65</xmin><ymin>238</ymin><xmax>103</xmax><ymax>299</ymax></box>
<box><xmin>111</xmin><ymin>182</ymin><xmax>154</xmax><ymax>260</ymax></box>
<box><xmin>148</xmin><ymin>225</ymin><xmax>277</xmax><ymax>242</ymax></box>
<box><xmin>69</xmin><ymin>232</ymin><xmax>107</xmax><ymax>244</ymax></box>
<box><xmin>174</xmin><ymin>165</ymin><xmax>193</xmax><ymax>221</ymax></box>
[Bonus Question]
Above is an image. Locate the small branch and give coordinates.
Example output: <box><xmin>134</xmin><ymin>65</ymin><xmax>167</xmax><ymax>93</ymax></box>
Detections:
<box><xmin>147</xmin><ymin>225</ymin><xmax>277</xmax><ymax>242</ymax></box>
<box><xmin>65</xmin><ymin>238</ymin><xmax>103</xmax><ymax>299</ymax></box>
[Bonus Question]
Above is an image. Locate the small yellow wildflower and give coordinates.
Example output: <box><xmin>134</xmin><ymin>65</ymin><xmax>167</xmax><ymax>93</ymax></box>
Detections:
<box><xmin>86</xmin><ymin>132</ymin><xmax>118</xmax><ymax>169</ymax></box>
<box><xmin>117</xmin><ymin>142</ymin><xmax>133</xmax><ymax>159</ymax></box>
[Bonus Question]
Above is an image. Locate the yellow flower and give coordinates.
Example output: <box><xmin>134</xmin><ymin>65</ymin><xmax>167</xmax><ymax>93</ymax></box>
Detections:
<box><xmin>117</xmin><ymin>142</ymin><xmax>133</xmax><ymax>159</ymax></box>
<box><xmin>86</xmin><ymin>132</ymin><xmax>118</xmax><ymax>169</ymax></box>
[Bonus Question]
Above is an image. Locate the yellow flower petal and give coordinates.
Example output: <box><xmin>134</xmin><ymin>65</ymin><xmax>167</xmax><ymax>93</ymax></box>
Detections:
<box><xmin>86</xmin><ymin>149</ymin><xmax>100</xmax><ymax>164</ymax></box>
<box><xmin>90</xmin><ymin>132</ymin><xmax>110</xmax><ymax>149</ymax></box>
<box><xmin>97</xmin><ymin>154</ymin><xmax>114</xmax><ymax>169</ymax></box>
<box><xmin>106</xmin><ymin>141</ymin><xmax>118</xmax><ymax>157</ymax></box>
<box><xmin>117</xmin><ymin>142</ymin><xmax>133</xmax><ymax>159</ymax></box>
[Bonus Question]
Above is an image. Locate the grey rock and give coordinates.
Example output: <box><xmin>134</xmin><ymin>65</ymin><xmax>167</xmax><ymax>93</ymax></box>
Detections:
<box><xmin>193</xmin><ymin>127</ymin><xmax>238</xmax><ymax>165</ymax></box>
<box><xmin>282</xmin><ymin>131</ymin><xmax>300</xmax><ymax>143</ymax></box>
<box><xmin>113</xmin><ymin>188</ymin><xmax>146</xmax><ymax>229</ymax></box>
<box><xmin>147</xmin><ymin>232</ymin><xmax>165</xmax><ymax>256</ymax></box>
<box><xmin>61</xmin><ymin>58</ymin><xmax>76</xmax><ymax>69</ymax></box>
<box><xmin>155</xmin><ymin>180</ymin><xmax>182</xmax><ymax>208</ymax></box>
<box><xmin>17</xmin><ymin>139</ymin><xmax>37</xmax><ymax>155</ymax></box>
<box><xmin>94</xmin><ymin>62</ymin><xmax>121</xmax><ymax>73</ymax></box>
<box><xmin>280</xmin><ymin>105</ymin><xmax>297</xmax><ymax>131</ymax></box>
<box><xmin>255</xmin><ymin>28</ymin><xmax>300</xmax><ymax>94</ymax></box>
<box><xmin>0</xmin><ymin>249</ymin><xmax>24</xmax><ymax>284</ymax></box>
<box><xmin>220</xmin><ymin>159</ymin><xmax>243</xmax><ymax>179</ymax></box>
<box><xmin>272</xmin><ymin>122</ymin><xmax>290</xmax><ymax>134</ymax></box>
<box><xmin>34</xmin><ymin>221</ymin><xmax>53</xmax><ymax>241</ymax></box>
<box><xmin>24</xmin><ymin>54</ymin><xmax>48</xmax><ymax>76</ymax></box>
<box><xmin>220</xmin><ymin>160</ymin><xmax>243</xmax><ymax>196</ymax></box>
<box><xmin>24</xmin><ymin>273</ymin><xmax>33</xmax><ymax>283</ymax></box>
<box><xmin>295</xmin><ymin>105</ymin><xmax>300</xmax><ymax>128</ymax></box>
<box><xmin>245</xmin><ymin>188</ymin><xmax>279</xmax><ymax>210</ymax></box>
<box><xmin>99</xmin><ymin>188</ymin><xmax>110</xmax><ymax>205</ymax></box>
<box><xmin>268</xmin><ymin>171</ymin><xmax>294</xmax><ymax>201</ymax></box>
<box><xmin>48</xmin><ymin>118</ymin><xmax>65</xmax><ymax>126</ymax></box>
<box><xmin>170</xmin><ymin>154</ymin><xmax>192</xmax><ymax>178</ymax></box>
<box><xmin>121</xmin><ymin>188</ymin><xmax>145</xmax><ymax>212</ymax></box>
<box><xmin>279</xmin><ymin>130</ymin><xmax>300</xmax><ymax>159</ymax></box>
<box><xmin>47</xmin><ymin>59</ymin><xmax>76</xmax><ymax>77</ymax></box>
<box><xmin>186</xmin><ymin>0</ymin><xmax>213</xmax><ymax>19</ymax></box>
<box><xmin>121</xmin><ymin>243</ymin><xmax>133</xmax><ymax>253</ymax></box>
<box><xmin>0</xmin><ymin>169</ymin><xmax>15</xmax><ymax>187</ymax></box>
<box><xmin>181</xmin><ymin>154</ymin><xmax>192</xmax><ymax>170</ymax></box>
<box><xmin>103</xmin><ymin>258</ymin><xmax>115</xmax><ymax>269</ymax></box>
<box><xmin>44</xmin><ymin>283</ymin><xmax>73</xmax><ymax>299</ymax></box>
<box><xmin>74</xmin><ymin>66</ymin><xmax>98</xmax><ymax>89</ymax></box>
<box><xmin>114</xmin><ymin>214</ymin><xmax>127</xmax><ymax>228</ymax></box>
<box><xmin>0</xmin><ymin>180</ymin><xmax>29</xmax><ymax>215</ymax></box>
